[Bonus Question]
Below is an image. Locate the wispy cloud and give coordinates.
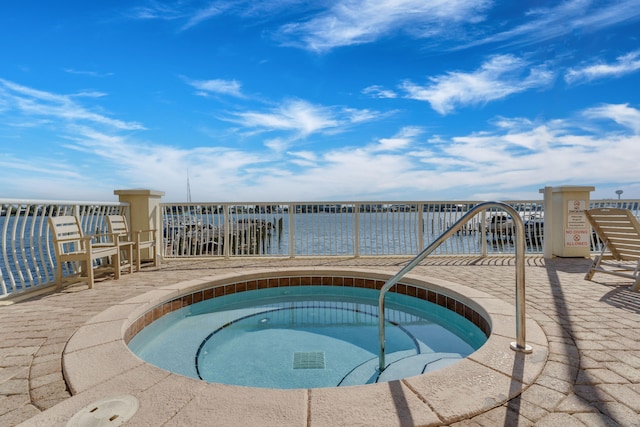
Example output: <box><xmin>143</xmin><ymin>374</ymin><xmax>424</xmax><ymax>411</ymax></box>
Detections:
<box><xmin>127</xmin><ymin>0</ymin><xmax>640</xmax><ymax>54</ymax></box>
<box><xmin>362</xmin><ymin>85</ymin><xmax>397</xmax><ymax>99</ymax></box>
<box><xmin>128</xmin><ymin>0</ymin><xmax>231</xmax><ymax>31</ymax></box>
<box><xmin>583</xmin><ymin>103</ymin><xmax>640</xmax><ymax>134</ymax></box>
<box><xmin>370</xmin><ymin>126</ymin><xmax>422</xmax><ymax>152</ymax></box>
<box><xmin>287</xmin><ymin>150</ymin><xmax>318</xmax><ymax>167</ymax></box>
<box><xmin>276</xmin><ymin>0</ymin><xmax>491</xmax><ymax>52</ymax></box>
<box><xmin>461</xmin><ymin>0</ymin><xmax>640</xmax><ymax>49</ymax></box>
<box><xmin>264</xmin><ymin>104</ymin><xmax>640</xmax><ymax>200</ymax></box>
<box><xmin>401</xmin><ymin>55</ymin><xmax>554</xmax><ymax>114</ymax></box>
<box><xmin>179</xmin><ymin>3</ymin><xmax>231</xmax><ymax>31</ymax></box>
<box><xmin>186</xmin><ymin>78</ymin><xmax>244</xmax><ymax>98</ymax></box>
<box><xmin>565</xmin><ymin>50</ymin><xmax>640</xmax><ymax>84</ymax></box>
<box><xmin>128</xmin><ymin>0</ymin><xmax>311</xmax><ymax>31</ymax></box>
<box><xmin>64</xmin><ymin>68</ymin><xmax>114</xmax><ymax>78</ymax></box>
<box><xmin>128</xmin><ymin>1</ymin><xmax>185</xmax><ymax>21</ymax></box>
<box><xmin>226</xmin><ymin>99</ymin><xmax>338</xmax><ymax>136</ymax></box>
<box><xmin>3</xmin><ymin>90</ymin><xmax>640</xmax><ymax>201</ymax></box>
<box><xmin>224</xmin><ymin>99</ymin><xmax>384</xmax><ymax>140</ymax></box>
<box><xmin>0</xmin><ymin>79</ymin><xmax>145</xmax><ymax>131</ymax></box>
<box><xmin>0</xmin><ymin>79</ymin><xmax>151</xmax><ymax>199</ymax></box>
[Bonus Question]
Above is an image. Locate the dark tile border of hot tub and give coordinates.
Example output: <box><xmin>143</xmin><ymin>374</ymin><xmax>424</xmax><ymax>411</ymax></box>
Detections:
<box><xmin>124</xmin><ymin>275</ymin><xmax>491</xmax><ymax>345</ymax></box>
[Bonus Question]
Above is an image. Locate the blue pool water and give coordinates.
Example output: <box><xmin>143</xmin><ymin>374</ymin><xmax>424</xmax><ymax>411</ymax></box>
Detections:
<box><xmin>128</xmin><ymin>286</ymin><xmax>487</xmax><ymax>389</ymax></box>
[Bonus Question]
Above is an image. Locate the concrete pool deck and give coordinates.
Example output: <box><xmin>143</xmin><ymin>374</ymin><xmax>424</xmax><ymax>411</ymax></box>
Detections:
<box><xmin>1</xmin><ymin>256</ymin><xmax>640</xmax><ymax>426</ymax></box>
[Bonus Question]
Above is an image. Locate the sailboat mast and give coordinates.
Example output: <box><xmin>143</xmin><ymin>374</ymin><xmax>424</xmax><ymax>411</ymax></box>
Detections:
<box><xmin>187</xmin><ymin>170</ymin><xmax>192</xmax><ymax>203</ymax></box>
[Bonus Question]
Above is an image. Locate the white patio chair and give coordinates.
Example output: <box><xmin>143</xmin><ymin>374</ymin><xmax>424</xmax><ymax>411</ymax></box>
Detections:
<box><xmin>585</xmin><ymin>208</ymin><xmax>640</xmax><ymax>292</ymax></box>
<box><xmin>107</xmin><ymin>214</ymin><xmax>158</xmax><ymax>271</ymax></box>
<box><xmin>49</xmin><ymin>215</ymin><xmax>129</xmax><ymax>290</ymax></box>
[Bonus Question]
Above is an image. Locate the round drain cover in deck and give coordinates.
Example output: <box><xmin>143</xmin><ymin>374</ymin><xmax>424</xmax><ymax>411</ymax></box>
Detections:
<box><xmin>67</xmin><ymin>395</ymin><xmax>139</xmax><ymax>427</ymax></box>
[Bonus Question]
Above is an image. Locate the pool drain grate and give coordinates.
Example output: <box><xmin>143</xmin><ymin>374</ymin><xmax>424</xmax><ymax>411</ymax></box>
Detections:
<box><xmin>66</xmin><ymin>395</ymin><xmax>139</xmax><ymax>427</ymax></box>
<box><xmin>293</xmin><ymin>351</ymin><xmax>325</xmax><ymax>369</ymax></box>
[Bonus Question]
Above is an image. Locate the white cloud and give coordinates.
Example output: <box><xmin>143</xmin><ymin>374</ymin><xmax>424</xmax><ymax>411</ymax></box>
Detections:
<box><xmin>180</xmin><ymin>3</ymin><xmax>229</xmax><ymax>31</ymax></box>
<box><xmin>129</xmin><ymin>1</ymin><xmax>183</xmax><ymax>20</ymax></box>
<box><xmin>227</xmin><ymin>99</ymin><xmax>338</xmax><ymax>135</ymax></box>
<box><xmin>401</xmin><ymin>55</ymin><xmax>554</xmax><ymax>114</ymax></box>
<box><xmin>58</xmin><ymin>125</ymin><xmax>270</xmax><ymax>200</ymax></box>
<box><xmin>224</xmin><ymin>99</ymin><xmax>383</xmax><ymax>138</ymax></box>
<box><xmin>370</xmin><ymin>126</ymin><xmax>422</xmax><ymax>152</ymax></box>
<box><xmin>3</xmin><ymin>79</ymin><xmax>640</xmax><ymax>201</ymax></box>
<box><xmin>565</xmin><ymin>50</ymin><xmax>640</xmax><ymax>84</ymax></box>
<box><xmin>583</xmin><ymin>103</ymin><xmax>640</xmax><ymax>134</ymax></box>
<box><xmin>186</xmin><ymin>78</ymin><xmax>244</xmax><ymax>98</ymax></box>
<box><xmin>461</xmin><ymin>0</ymin><xmax>640</xmax><ymax>49</ymax></box>
<box><xmin>362</xmin><ymin>85</ymin><xmax>397</xmax><ymax>99</ymax></box>
<box><xmin>129</xmin><ymin>0</ymin><xmax>314</xmax><ymax>31</ymax></box>
<box><xmin>64</xmin><ymin>68</ymin><xmax>114</xmax><ymax>78</ymax></box>
<box><xmin>277</xmin><ymin>0</ymin><xmax>491</xmax><ymax>52</ymax></box>
<box><xmin>4</xmin><ymin>107</ymin><xmax>640</xmax><ymax>201</ymax></box>
<box><xmin>127</xmin><ymin>0</ymin><xmax>640</xmax><ymax>55</ymax></box>
<box><xmin>0</xmin><ymin>79</ymin><xmax>145</xmax><ymax>131</ymax></box>
<box><xmin>287</xmin><ymin>150</ymin><xmax>318</xmax><ymax>167</ymax></box>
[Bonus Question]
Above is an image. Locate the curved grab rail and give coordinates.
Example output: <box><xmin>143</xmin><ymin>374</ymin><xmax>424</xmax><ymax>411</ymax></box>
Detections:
<box><xmin>378</xmin><ymin>201</ymin><xmax>532</xmax><ymax>372</ymax></box>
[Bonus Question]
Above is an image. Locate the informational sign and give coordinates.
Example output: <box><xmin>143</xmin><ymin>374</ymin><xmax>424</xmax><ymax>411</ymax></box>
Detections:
<box><xmin>565</xmin><ymin>229</ymin><xmax>590</xmax><ymax>246</ymax></box>
<box><xmin>567</xmin><ymin>200</ymin><xmax>587</xmax><ymax>228</ymax></box>
<box><xmin>565</xmin><ymin>199</ymin><xmax>589</xmax><ymax>246</ymax></box>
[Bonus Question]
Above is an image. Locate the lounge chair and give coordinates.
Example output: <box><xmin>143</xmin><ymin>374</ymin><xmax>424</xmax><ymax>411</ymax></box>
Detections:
<box><xmin>106</xmin><ymin>214</ymin><xmax>158</xmax><ymax>271</ymax></box>
<box><xmin>49</xmin><ymin>215</ymin><xmax>130</xmax><ymax>290</ymax></box>
<box><xmin>584</xmin><ymin>208</ymin><xmax>640</xmax><ymax>291</ymax></box>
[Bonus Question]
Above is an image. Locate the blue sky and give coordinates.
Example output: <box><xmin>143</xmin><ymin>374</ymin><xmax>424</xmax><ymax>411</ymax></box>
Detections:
<box><xmin>1</xmin><ymin>0</ymin><xmax>639</xmax><ymax>202</ymax></box>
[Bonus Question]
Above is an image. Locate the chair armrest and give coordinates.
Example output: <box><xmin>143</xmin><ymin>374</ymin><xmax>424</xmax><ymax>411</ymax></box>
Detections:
<box><xmin>132</xmin><ymin>229</ymin><xmax>158</xmax><ymax>241</ymax></box>
<box><xmin>133</xmin><ymin>229</ymin><xmax>158</xmax><ymax>234</ymax></box>
<box><xmin>52</xmin><ymin>235</ymin><xmax>90</xmax><ymax>244</ymax></box>
<box><xmin>89</xmin><ymin>232</ymin><xmax>129</xmax><ymax>247</ymax></box>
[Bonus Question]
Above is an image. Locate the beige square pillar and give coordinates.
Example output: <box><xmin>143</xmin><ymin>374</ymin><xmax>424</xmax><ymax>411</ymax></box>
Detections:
<box><xmin>114</xmin><ymin>189</ymin><xmax>165</xmax><ymax>263</ymax></box>
<box><xmin>540</xmin><ymin>185</ymin><xmax>595</xmax><ymax>258</ymax></box>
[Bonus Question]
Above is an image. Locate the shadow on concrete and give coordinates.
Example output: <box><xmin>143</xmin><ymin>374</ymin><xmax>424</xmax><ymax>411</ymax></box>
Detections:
<box><xmin>600</xmin><ymin>285</ymin><xmax>640</xmax><ymax>315</ymax></box>
<box><xmin>542</xmin><ymin>258</ymin><xmax>621</xmax><ymax>424</ymax></box>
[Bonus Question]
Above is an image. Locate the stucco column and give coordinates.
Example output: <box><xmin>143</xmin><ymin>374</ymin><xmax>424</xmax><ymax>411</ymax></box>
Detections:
<box><xmin>114</xmin><ymin>189</ymin><xmax>165</xmax><ymax>263</ymax></box>
<box><xmin>540</xmin><ymin>185</ymin><xmax>595</xmax><ymax>258</ymax></box>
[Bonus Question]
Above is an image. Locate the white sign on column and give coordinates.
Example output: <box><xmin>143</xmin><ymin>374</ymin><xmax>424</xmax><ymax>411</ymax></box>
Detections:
<box><xmin>565</xmin><ymin>199</ymin><xmax>589</xmax><ymax>247</ymax></box>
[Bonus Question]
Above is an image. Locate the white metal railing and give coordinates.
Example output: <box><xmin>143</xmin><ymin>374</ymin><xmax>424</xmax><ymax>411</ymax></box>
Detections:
<box><xmin>161</xmin><ymin>199</ymin><xmax>640</xmax><ymax>259</ymax></box>
<box><xmin>3</xmin><ymin>197</ymin><xmax>639</xmax><ymax>298</ymax></box>
<box><xmin>0</xmin><ymin>199</ymin><xmax>128</xmax><ymax>298</ymax></box>
<box><xmin>161</xmin><ymin>201</ymin><xmax>548</xmax><ymax>258</ymax></box>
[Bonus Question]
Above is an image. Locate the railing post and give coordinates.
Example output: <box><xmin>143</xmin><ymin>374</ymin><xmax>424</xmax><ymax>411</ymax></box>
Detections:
<box><xmin>223</xmin><ymin>204</ymin><xmax>230</xmax><ymax>258</ymax></box>
<box><xmin>418</xmin><ymin>204</ymin><xmax>424</xmax><ymax>251</ymax></box>
<box><xmin>480</xmin><ymin>210</ymin><xmax>487</xmax><ymax>256</ymax></box>
<box><xmin>288</xmin><ymin>203</ymin><xmax>295</xmax><ymax>258</ymax></box>
<box><xmin>354</xmin><ymin>203</ymin><xmax>360</xmax><ymax>257</ymax></box>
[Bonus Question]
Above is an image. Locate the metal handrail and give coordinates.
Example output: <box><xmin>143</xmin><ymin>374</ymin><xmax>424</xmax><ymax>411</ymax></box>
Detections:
<box><xmin>377</xmin><ymin>201</ymin><xmax>532</xmax><ymax>372</ymax></box>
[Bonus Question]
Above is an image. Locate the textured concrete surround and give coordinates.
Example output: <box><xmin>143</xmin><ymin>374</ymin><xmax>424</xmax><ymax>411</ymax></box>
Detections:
<box><xmin>34</xmin><ymin>268</ymin><xmax>547</xmax><ymax>426</ymax></box>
